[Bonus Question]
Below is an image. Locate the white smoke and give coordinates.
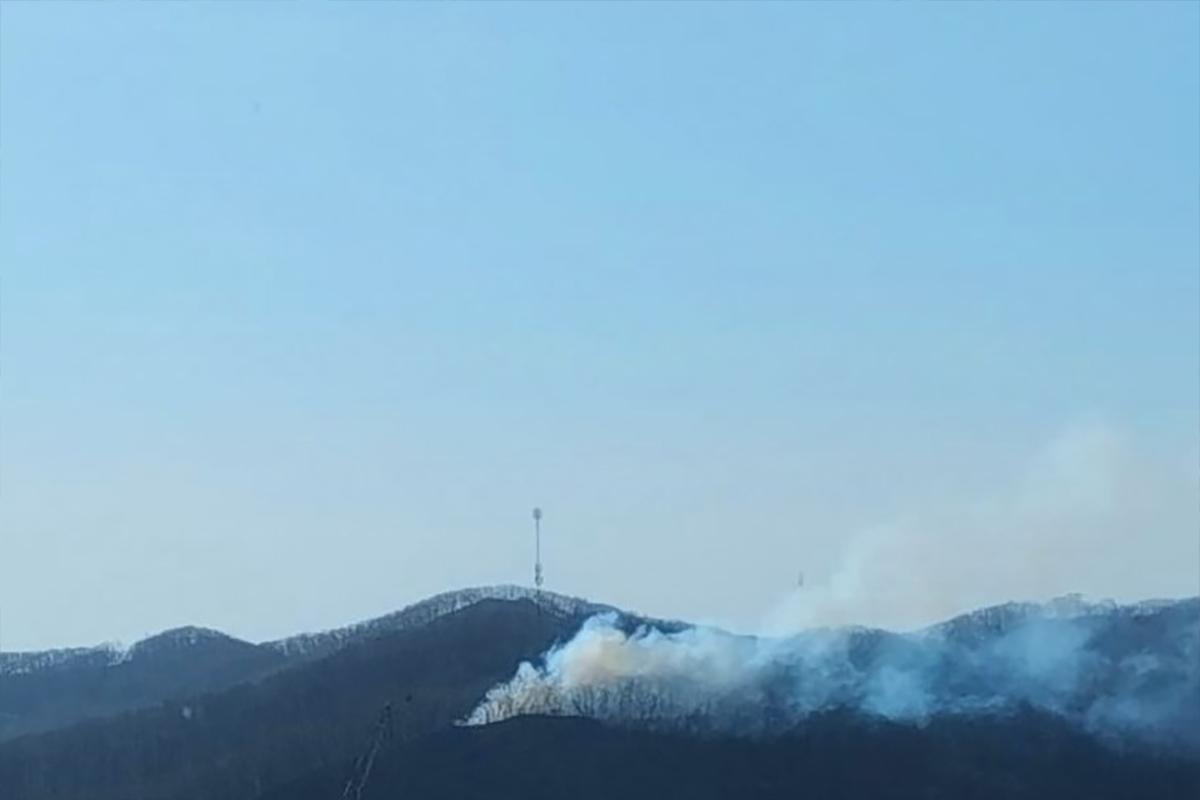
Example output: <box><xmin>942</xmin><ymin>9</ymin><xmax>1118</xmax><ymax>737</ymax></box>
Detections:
<box><xmin>762</xmin><ymin>421</ymin><xmax>1199</xmax><ymax>634</ymax></box>
<box><xmin>466</xmin><ymin>420</ymin><xmax>1198</xmax><ymax>744</ymax></box>
<box><xmin>465</xmin><ymin>601</ymin><xmax>1200</xmax><ymax>748</ymax></box>
<box><xmin>465</xmin><ymin>615</ymin><xmax>764</xmax><ymax>728</ymax></box>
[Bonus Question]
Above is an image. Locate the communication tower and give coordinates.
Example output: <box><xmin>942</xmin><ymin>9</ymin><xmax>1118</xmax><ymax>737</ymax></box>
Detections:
<box><xmin>532</xmin><ymin>507</ymin><xmax>544</xmax><ymax>589</ymax></box>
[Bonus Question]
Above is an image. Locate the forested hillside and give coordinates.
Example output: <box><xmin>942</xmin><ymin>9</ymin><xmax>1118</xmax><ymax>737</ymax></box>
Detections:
<box><xmin>1</xmin><ymin>592</ymin><xmax>1196</xmax><ymax>800</ymax></box>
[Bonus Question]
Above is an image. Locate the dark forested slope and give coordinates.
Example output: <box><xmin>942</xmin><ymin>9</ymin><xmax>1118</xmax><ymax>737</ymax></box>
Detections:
<box><xmin>0</xmin><ymin>599</ymin><xmax>582</xmax><ymax>800</ymax></box>
<box><xmin>263</xmin><ymin>712</ymin><xmax>1199</xmax><ymax>800</ymax></box>
<box><xmin>0</xmin><ymin>586</ymin><xmax>615</xmax><ymax>743</ymax></box>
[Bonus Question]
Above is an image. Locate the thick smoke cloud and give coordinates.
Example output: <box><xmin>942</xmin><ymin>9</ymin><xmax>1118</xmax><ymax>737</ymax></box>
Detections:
<box><xmin>465</xmin><ymin>600</ymin><xmax>1199</xmax><ymax>750</ymax></box>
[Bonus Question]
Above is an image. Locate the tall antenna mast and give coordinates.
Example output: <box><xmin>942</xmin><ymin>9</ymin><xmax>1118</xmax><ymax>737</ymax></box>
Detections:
<box><xmin>532</xmin><ymin>507</ymin><xmax>543</xmax><ymax>589</ymax></box>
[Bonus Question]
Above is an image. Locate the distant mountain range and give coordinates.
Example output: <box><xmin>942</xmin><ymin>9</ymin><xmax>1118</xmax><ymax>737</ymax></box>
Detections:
<box><xmin>0</xmin><ymin>586</ymin><xmax>625</xmax><ymax>742</ymax></box>
<box><xmin>0</xmin><ymin>588</ymin><xmax>1196</xmax><ymax>800</ymax></box>
<box><xmin>0</xmin><ymin>585</ymin><xmax>612</xmax><ymax>677</ymax></box>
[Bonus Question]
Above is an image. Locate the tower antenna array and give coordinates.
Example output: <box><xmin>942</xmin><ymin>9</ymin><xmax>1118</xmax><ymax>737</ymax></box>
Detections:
<box><xmin>532</xmin><ymin>507</ymin><xmax>544</xmax><ymax>589</ymax></box>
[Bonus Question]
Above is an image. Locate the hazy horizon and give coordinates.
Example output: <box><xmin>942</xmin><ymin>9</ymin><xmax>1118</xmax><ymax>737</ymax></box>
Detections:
<box><xmin>2</xmin><ymin>3</ymin><xmax>1197</xmax><ymax>651</ymax></box>
<box><xmin>6</xmin><ymin>582</ymin><xmax>1200</xmax><ymax>656</ymax></box>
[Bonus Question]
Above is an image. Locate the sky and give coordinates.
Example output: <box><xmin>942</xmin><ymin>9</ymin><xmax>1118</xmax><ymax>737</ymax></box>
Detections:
<box><xmin>1</xmin><ymin>2</ymin><xmax>1197</xmax><ymax>651</ymax></box>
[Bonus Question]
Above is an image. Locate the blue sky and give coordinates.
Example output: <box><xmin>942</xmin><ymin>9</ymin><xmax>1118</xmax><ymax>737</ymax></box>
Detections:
<box><xmin>2</xmin><ymin>3</ymin><xmax>1197</xmax><ymax>649</ymax></box>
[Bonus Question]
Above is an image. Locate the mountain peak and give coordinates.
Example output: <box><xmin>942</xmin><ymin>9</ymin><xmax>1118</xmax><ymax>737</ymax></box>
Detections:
<box><xmin>264</xmin><ymin>584</ymin><xmax>623</xmax><ymax>659</ymax></box>
<box><xmin>130</xmin><ymin>626</ymin><xmax>241</xmax><ymax>654</ymax></box>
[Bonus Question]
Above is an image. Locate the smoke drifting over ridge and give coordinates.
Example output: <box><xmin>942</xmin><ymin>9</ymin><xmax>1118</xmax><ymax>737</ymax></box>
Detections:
<box><xmin>465</xmin><ymin>422</ymin><xmax>1199</xmax><ymax>746</ymax></box>
<box><xmin>761</xmin><ymin>421</ymin><xmax>1200</xmax><ymax>635</ymax></box>
<box><xmin>465</xmin><ymin>599</ymin><xmax>1200</xmax><ymax>749</ymax></box>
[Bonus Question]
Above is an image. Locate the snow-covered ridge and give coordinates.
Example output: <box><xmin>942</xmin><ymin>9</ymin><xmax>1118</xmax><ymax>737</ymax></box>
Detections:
<box><xmin>0</xmin><ymin>644</ymin><xmax>128</xmax><ymax>677</ymax></box>
<box><xmin>264</xmin><ymin>585</ymin><xmax>621</xmax><ymax>658</ymax></box>
<box><xmin>922</xmin><ymin>593</ymin><xmax>1195</xmax><ymax>640</ymax></box>
<box><xmin>4</xmin><ymin>589</ymin><xmax>1192</xmax><ymax>678</ymax></box>
<box><xmin>130</xmin><ymin>626</ymin><xmax>241</xmax><ymax>653</ymax></box>
<box><xmin>0</xmin><ymin>626</ymin><xmax>252</xmax><ymax>677</ymax></box>
<box><xmin>0</xmin><ymin>586</ymin><xmax>615</xmax><ymax>677</ymax></box>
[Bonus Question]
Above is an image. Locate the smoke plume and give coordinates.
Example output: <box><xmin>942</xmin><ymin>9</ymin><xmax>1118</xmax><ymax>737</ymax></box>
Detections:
<box><xmin>762</xmin><ymin>421</ymin><xmax>1199</xmax><ymax>634</ymax></box>
<box><xmin>465</xmin><ymin>600</ymin><xmax>1199</xmax><ymax>749</ymax></box>
<box><xmin>466</xmin><ymin>420</ymin><xmax>1198</xmax><ymax>746</ymax></box>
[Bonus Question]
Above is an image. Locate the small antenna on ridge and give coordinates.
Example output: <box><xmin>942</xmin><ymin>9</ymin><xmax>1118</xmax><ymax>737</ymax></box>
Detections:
<box><xmin>532</xmin><ymin>507</ymin><xmax>544</xmax><ymax>590</ymax></box>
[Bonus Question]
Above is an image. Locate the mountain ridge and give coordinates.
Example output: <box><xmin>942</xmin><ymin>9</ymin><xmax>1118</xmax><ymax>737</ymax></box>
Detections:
<box><xmin>1</xmin><ymin>592</ymin><xmax>1196</xmax><ymax>800</ymax></box>
<box><xmin>6</xmin><ymin>587</ymin><xmax>1187</xmax><ymax>673</ymax></box>
<box><xmin>0</xmin><ymin>585</ymin><xmax>623</xmax><ymax>676</ymax></box>
<box><xmin>2</xmin><ymin>589</ymin><xmax>1195</xmax><ymax>745</ymax></box>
